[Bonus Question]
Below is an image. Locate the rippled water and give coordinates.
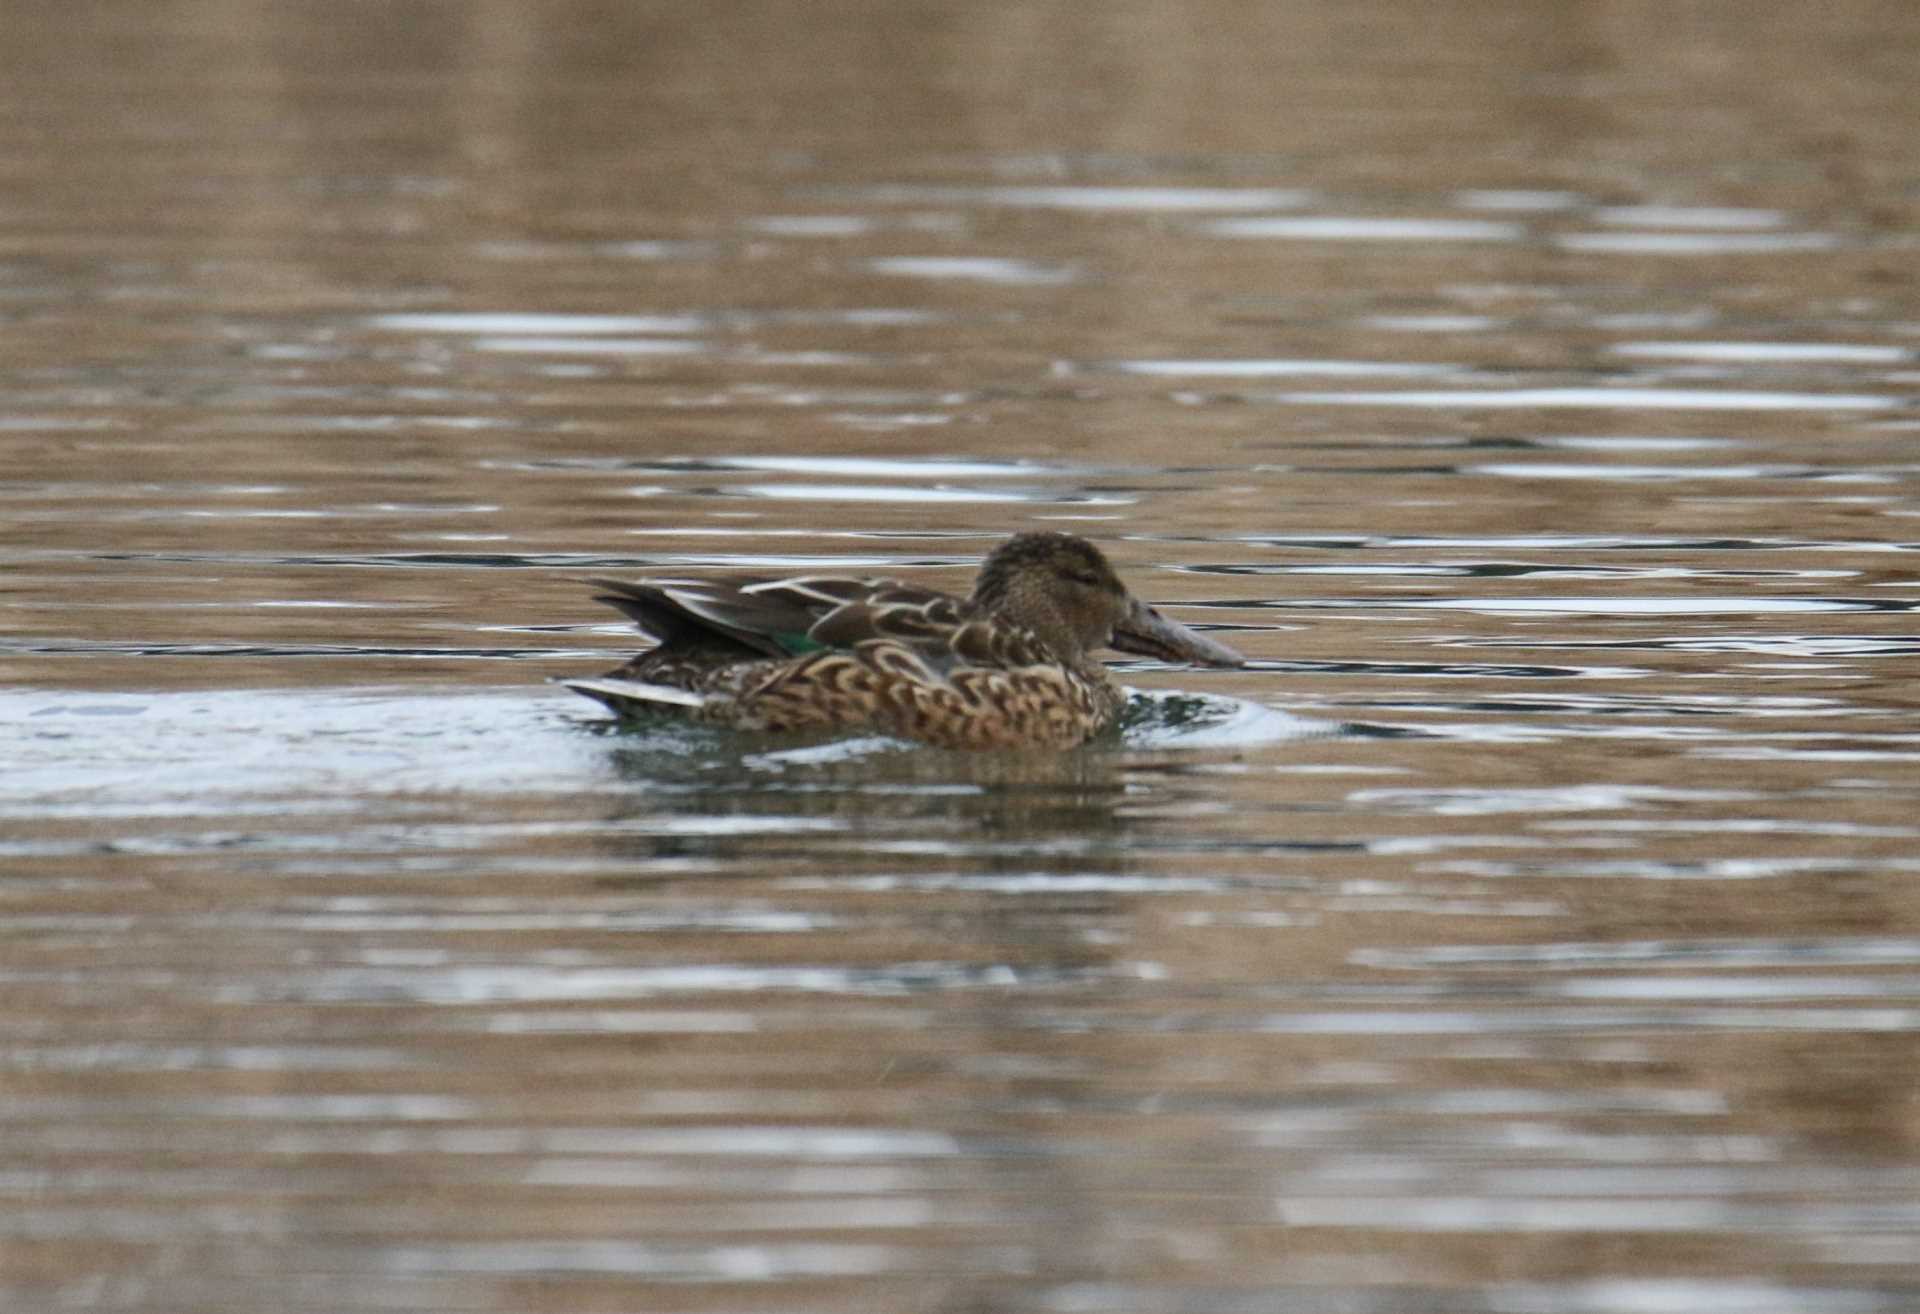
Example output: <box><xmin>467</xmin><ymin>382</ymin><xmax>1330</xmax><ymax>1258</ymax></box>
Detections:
<box><xmin>7</xmin><ymin>3</ymin><xmax>1920</xmax><ymax>1310</ymax></box>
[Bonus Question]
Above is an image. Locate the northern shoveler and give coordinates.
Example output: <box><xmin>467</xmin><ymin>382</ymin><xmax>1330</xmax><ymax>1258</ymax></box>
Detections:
<box><xmin>562</xmin><ymin>531</ymin><xmax>1245</xmax><ymax>749</ymax></box>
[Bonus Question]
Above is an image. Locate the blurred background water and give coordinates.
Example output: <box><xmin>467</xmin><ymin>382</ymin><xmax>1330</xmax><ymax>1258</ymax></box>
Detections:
<box><xmin>6</xmin><ymin>3</ymin><xmax>1920</xmax><ymax>1311</ymax></box>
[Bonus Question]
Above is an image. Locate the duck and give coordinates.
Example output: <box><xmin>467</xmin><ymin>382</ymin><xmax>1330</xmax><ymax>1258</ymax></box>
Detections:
<box><xmin>561</xmin><ymin>530</ymin><xmax>1245</xmax><ymax>749</ymax></box>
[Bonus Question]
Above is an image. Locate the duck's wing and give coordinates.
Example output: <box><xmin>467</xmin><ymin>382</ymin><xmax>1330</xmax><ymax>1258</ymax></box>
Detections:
<box><xmin>802</xmin><ymin>585</ymin><xmax>967</xmax><ymax>652</ymax></box>
<box><xmin>585</xmin><ymin>576</ymin><xmax>813</xmax><ymax>658</ymax></box>
<box><xmin>587</xmin><ymin>574</ymin><xmax>958</xmax><ymax>659</ymax></box>
<box><xmin>943</xmin><ymin>616</ymin><xmax>1061</xmax><ymax>670</ymax></box>
<box><xmin>817</xmin><ymin>607</ymin><xmax>1059</xmax><ymax>674</ymax></box>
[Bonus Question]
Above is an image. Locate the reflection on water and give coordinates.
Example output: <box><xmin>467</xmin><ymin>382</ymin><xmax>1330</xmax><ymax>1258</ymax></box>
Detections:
<box><xmin>7</xmin><ymin>0</ymin><xmax>1920</xmax><ymax>1310</ymax></box>
<box><xmin>1205</xmin><ymin>215</ymin><xmax>1527</xmax><ymax>241</ymax></box>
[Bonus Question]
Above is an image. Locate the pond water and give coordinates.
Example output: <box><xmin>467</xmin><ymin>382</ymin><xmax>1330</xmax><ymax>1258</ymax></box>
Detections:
<box><xmin>6</xmin><ymin>3</ymin><xmax>1920</xmax><ymax>1311</ymax></box>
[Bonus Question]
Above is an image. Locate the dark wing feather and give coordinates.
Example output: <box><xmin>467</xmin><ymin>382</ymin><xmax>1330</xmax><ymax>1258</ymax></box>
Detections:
<box><xmin>587</xmin><ymin>573</ymin><xmax>966</xmax><ymax>659</ymax></box>
<box><xmin>740</xmin><ymin>576</ymin><xmax>903</xmax><ymax>609</ymax></box>
<box><xmin>585</xmin><ymin>577</ymin><xmax>793</xmax><ymax>658</ymax></box>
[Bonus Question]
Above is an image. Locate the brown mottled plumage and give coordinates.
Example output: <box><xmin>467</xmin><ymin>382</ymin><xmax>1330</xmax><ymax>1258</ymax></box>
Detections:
<box><xmin>562</xmin><ymin>531</ymin><xmax>1245</xmax><ymax>750</ymax></box>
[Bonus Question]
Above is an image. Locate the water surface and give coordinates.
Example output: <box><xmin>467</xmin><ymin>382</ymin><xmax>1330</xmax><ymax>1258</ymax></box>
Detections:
<box><xmin>5</xmin><ymin>3</ymin><xmax>1920</xmax><ymax>1311</ymax></box>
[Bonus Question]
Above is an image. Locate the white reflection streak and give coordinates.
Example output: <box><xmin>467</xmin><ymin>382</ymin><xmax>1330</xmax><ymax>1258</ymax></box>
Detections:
<box><xmin>370</xmin><ymin>1239</ymin><xmax>943</xmax><ymax>1276</ymax></box>
<box><xmin>1272</xmin><ymin>1197</ymin><xmax>1891</xmax><ymax>1231</ymax></box>
<box><xmin>1271</xmin><ymin>387</ymin><xmax>1900</xmax><ymax>410</ymax></box>
<box><xmin>369</xmin><ymin>312</ymin><xmax>709</xmax><ymax>333</ymax></box>
<box><xmin>1207</xmin><ymin>216</ymin><xmax>1523</xmax><ymax>241</ymax></box>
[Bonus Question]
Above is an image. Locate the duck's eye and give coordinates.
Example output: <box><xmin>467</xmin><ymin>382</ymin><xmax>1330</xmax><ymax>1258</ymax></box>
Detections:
<box><xmin>1063</xmin><ymin>569</ymin><xmax>1104</xmax><ymax>588</ymax></box>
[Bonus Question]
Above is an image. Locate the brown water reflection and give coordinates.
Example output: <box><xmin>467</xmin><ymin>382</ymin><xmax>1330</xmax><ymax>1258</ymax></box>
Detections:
<box><xmin>7</xmin><ymin>2</ymin><xmax>1920</xmax><ymax>1311</ymax></box>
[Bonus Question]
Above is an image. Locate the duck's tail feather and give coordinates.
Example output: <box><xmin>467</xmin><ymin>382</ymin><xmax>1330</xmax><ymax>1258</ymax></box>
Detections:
<box><xmin>557</xmin><ymin>676</ymin><xmax>708</xmax><ymax>717</ymax></box>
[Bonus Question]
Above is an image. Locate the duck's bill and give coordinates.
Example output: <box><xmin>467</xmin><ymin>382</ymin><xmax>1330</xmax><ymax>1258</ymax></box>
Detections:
<box><xmin>1111</xmin><ymin>599</ymin><xmax>1246</xmax><ymax>667</ymax></box>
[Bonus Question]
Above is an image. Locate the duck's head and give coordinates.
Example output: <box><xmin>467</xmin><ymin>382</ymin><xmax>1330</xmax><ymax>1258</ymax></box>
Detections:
<box><xmin>970</xmin><ymin>532</ymin><xmax>1246</xmax><ymax>667</ymax></box>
